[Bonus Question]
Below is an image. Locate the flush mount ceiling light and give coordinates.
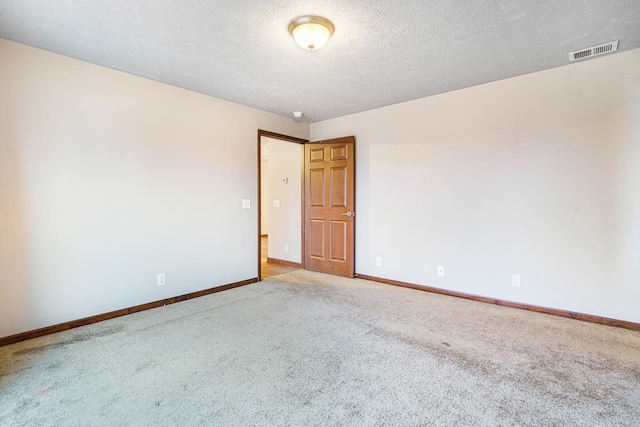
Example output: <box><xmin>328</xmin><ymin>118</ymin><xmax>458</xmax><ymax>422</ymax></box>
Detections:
<box><xmin>288</xmin><ymin>15</ymin><xmax>334</xmax><ymax>51</ymax></box>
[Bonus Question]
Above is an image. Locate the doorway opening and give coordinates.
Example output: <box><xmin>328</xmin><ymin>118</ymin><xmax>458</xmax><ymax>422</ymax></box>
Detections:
<box><xmin>258</xmin><ymin>130</ymin><xmax>307</xmax><ymax>280</ymax></box>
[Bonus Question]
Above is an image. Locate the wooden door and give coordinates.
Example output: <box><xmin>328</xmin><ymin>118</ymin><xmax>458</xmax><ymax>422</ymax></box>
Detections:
<box><xmin>304</xmin><ymin>136</ymin><xmax>355</xmax><ymax>277</ymax></box>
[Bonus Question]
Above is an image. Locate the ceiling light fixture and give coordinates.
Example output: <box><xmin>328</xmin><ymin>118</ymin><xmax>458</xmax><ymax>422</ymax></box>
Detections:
<box><xmin>288</xmin><ymin>15</ymin><xmax>334</xmax><ymax>51</ymax></box>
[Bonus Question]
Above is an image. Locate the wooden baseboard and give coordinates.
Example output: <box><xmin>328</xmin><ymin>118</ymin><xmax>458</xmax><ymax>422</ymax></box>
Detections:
<box><xmin>0</xmin><ymin>277</ymin><xmax>259</xmax><ymax>348</ymax></box>
<box><xmin>267</xmin><ymin>257</ymin><xmax>302</xmax><ymax>268</ymax></box>
<box><xmin>356</xmin><ymin>274</ymin><xmax>640</xmax><ymax>332</ymax></box>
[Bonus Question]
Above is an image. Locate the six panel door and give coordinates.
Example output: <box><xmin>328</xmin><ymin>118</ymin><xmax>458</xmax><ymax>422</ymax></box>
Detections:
<box><xmin>304</xmin><ymin>137</ymin><xmax>355</xmax><ymax>277</ymax></box>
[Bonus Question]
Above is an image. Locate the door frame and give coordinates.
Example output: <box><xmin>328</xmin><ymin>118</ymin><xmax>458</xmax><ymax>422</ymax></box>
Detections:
<box><xmin>257</xmin><ymin>130</ymin><xmax>309</xmax><ymax>280</ymax></box>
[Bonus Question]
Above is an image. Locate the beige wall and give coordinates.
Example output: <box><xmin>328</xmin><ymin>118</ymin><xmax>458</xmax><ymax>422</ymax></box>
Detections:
<box><xmin>260</xmin><ymin>159</ymin><xmax>269</xmax><ymax>234</ymax></box>
<box><xmin>264</xmin><ymin>137</ymin><xmax>302</xmax><ymax>264</ymax></box>
<box><xmin>0</xmin><ymin>39</ymin><xmax>309</xmax><ymax>338</ymax></box>
<box><xmin>312</xmin><ymin>49</ymin><xmax>640</xmax><ymax>323</ymax></box>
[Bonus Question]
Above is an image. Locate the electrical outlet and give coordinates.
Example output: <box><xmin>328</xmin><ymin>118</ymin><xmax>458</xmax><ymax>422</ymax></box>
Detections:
<box><xmin>273</xmin><ymin>200</ymin><xmax>280</xmax><ymax>208</ymax></box>
<box><xmin>157</xmin><ymin>273</ymin><xmax>166</xmax><ymax>287</ymax></box>
<box><xmin>375</xmin><ymin>257</ymin><xmax>382</xmax><ymax>267</ymax></box>
<box><xmin>242</xmin><ymin>199</ymin><xmax>251</xmax><ymax>209</ymax></box>
<box><xmin>512</xmin><ymin>274</ymin><xmax>521</xmax><ymax>287</ymax></box>
<box><xmin>437</xmin><ymin>266</ymin><xmax>445</xmax><ymax>277</ymax></box>
<box><xmin>284</xmin><ymin>244</ymin><xmax>289</xmax><ymax>253</ymax></box>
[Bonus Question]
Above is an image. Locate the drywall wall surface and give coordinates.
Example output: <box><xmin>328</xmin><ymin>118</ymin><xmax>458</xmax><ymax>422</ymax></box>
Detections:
<box><xmin>611</xmin><ymin>99</ymin><xmax>640</xmax><ymax>315</ymax></box>
<box><xmin>261</xmin><ymin>159</ymin><xmax>269</xmax><ymax>234</ymax></box>
<box><xmin>265</xmin><ymin>137</ymin><xmax>302</xmax><ymax>263</ymax></box>
<box><xmin>0</xmin><ymin>39</ymin><xmax>308</xmax><ymax>338</ymax></box>
<box><xmin>311</xmin><ymin>49</ymin><xmax>640</xmax><ymax>323</ymax></box>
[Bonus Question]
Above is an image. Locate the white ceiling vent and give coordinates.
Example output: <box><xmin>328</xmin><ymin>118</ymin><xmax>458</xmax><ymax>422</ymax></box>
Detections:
<box><xmin>569</xmin><ymin>40</ymin><xmax>619</xmax><ymax>62</ymax></box>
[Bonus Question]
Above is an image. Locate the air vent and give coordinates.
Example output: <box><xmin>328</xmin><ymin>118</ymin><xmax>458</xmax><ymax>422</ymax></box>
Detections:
<box><xmin>569</xmin><ymin>40</ymin><xmax>618</xmax><ymax>62</ymax></box>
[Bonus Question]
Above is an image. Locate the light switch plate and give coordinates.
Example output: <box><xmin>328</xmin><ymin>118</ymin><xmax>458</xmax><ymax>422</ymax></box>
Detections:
<box><xmin>273</xmin><ymin>200</ymin><xmax>280</xmax><ymax>207</ymax></box>
<box><xmin>242</xmin><ymin>199</ymin><xmax>251</xmax><ymax>209</ymax></box>
<box><xmin>437</xmin><ymin>266</ymin><xmax>445</xmax><ymax>277</ymax></box>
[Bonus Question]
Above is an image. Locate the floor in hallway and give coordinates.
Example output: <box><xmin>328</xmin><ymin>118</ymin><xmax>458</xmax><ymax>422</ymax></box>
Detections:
<box><xmin>261</xmin><ymin>235</ymin><xmax>300</xmax><ymax>279</ymax></box>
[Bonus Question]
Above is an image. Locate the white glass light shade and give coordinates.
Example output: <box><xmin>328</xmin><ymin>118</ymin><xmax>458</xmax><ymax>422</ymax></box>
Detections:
<box><xmin>288</xmin><ymin>16</ymin><xmax>334</xmax><ymax>51</ymax></box>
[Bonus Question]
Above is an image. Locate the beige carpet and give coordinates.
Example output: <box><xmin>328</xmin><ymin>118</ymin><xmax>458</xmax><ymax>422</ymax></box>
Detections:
<box><xmin>1</xmin><ymin>270</ymin><xmax>639</xmax><ymax>426</ymax></box>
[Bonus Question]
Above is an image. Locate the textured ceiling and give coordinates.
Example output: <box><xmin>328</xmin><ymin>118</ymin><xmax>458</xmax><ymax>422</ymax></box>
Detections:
<box><xmin>1</xmin><ymin>1</ymin><xmax>639</xmax><ymax>122</ymax></box>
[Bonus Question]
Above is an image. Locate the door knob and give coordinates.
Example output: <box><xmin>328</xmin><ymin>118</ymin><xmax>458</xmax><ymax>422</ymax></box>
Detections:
<box><xmin>341</xmin><ymin>211</ymin><xmax>354</xmax><ymax>217</ymax></box>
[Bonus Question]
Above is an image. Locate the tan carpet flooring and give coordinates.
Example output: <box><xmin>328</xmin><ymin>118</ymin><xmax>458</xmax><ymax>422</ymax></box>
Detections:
<box><xmin>1</xmin><ymin>270</ymin><xmax>639</xmax><ymax>426</ymax></box>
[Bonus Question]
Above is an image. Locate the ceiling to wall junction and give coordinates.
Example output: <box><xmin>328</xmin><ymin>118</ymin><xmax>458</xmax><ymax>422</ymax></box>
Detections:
<box><xmin>1</xmin><ymin>0</ymin><xmax>638</xmax><ymax>122</ymax></box>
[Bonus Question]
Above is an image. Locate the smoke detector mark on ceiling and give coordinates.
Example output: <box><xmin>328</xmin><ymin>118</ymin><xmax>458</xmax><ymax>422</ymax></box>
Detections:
<box><xmin>569</xmin><ymin>40</ymin><xmax>619</xmax><ymax>62</ymax></box>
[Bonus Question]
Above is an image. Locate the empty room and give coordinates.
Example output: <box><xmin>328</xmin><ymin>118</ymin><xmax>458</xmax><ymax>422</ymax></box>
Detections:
<box><xmin>1</xmin><ymin>1</ymin><xmax>639</xmax><ymax>426</ymax></box>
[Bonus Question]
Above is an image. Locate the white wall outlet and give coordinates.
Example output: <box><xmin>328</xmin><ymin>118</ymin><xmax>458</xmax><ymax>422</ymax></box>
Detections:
<box><xmin>242</xmin><ymin>199</ymin><xmax>251</xmax><ymax>209</ymax></box>
<box><xmin>273</xmin><ymin>200</ymin><xmax>280</xmax><ymax>207</ymax></box>
<box><xmin>157</xmin><ymin>273</ymin><xmax>166</xmax><ymax>287</ymax></box>
<box><xmin>437</xmin><ymin>265</ymin><xmax>445</xmax><ymax>277</ymax></box>
<box><xmin>282</xmin><ymin>177</ymin><xmax>288</xmax><ymax>184</ymax></box>
<box><xmin>512</xmin><ymin>274</ymin><xmax>522</xmax><ymax>287</ymax></box>
<box><xmin>375</xmin><ymin>257</ymin><xmax>382</xmax><ymax>267</ymax></box>
<box><xmin>284</xmin><ymin>244</ymin><xmax>289</xmax><ymax>253</ymax></box>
